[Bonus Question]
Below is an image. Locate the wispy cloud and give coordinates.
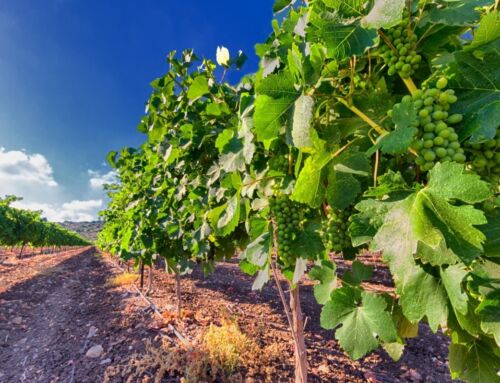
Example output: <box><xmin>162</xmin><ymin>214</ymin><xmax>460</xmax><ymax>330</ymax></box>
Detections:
<box><xmin>88</xmin><ymin>169</ymin><xmax>117</xmax><ymax>190</ymax></box>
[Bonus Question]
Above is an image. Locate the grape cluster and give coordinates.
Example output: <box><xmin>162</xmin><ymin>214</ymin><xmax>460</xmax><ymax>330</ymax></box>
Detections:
<box><xmin>270</xmin><ymin>196</ymin><xmax>304</xmax><ymax>267</ymax></box>
<box><xmin>321</xmin><ymin>208</ymin><xmax>352</xmax><ymax>253</ymax></box>
<box><xmin>380</xmin><ymin>9</ymin><xmax>421</xmax><ymax>78</ymax></box>
<box><xmin>271</xmin><ymin>153</ymin><xmax>289</xmax><ymax>173</ymax></box>
<box><xmin>466</xmin><ymin>128</ymin><xmax>500</xmax><ymax>183</ymax></box>
<box><xmin>407</xmin><ymin>78</ymin><xmax>466</xmax><ymax>171</ymax></box>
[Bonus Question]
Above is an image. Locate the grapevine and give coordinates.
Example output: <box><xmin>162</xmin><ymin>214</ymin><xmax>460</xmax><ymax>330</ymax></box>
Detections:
<box><xmin>97</xmin><ymin>2</ymin><xmax>500</xmax><ymax>383</ymax></box>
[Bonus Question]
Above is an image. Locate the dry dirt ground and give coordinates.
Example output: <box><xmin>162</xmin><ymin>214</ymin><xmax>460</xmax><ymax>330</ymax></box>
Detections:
<box><xmin>0</xmin><ymin>248</ymin><xmax>458</xmax><ymax>382</ymax></box>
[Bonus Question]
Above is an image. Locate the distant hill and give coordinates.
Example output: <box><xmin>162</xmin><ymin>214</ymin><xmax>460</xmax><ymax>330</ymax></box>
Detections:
<box><xmin>59</xmin><ymin>221</ymin><xmax>103</xmax><ymax>243</ymax></box>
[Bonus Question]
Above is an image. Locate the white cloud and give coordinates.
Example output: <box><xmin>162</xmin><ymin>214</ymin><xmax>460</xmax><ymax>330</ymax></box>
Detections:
<box><xmin>0</xmin><ymin>147</ymin><xmax>57</xmax><ymax>188</ymax></box>
<box><xmin>88</xmin><ymin>169</ymin><xmax>118</xmax><ymax>190</ymax></box>
<box><xmin>13</xmin><ymin>199</ymin><xmax>103</xmax><ymax>222</ymax></box>
<box><xmin>0</xmin><ymin>147</ymin><xmax>110</xmax><ymax>222</ymax></box>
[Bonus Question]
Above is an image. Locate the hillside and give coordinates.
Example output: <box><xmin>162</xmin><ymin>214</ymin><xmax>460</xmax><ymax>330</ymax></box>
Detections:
<box><xmin>59</xmin><ymin>221</ymin><xmax>102</xmax><ymax>242</ymax></box>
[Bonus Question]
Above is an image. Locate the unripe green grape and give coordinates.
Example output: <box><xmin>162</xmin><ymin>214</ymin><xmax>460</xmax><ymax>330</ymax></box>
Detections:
<box><xmin>447</xmin><ymin>114</ymin><xmax>463</xmax><ymax>124</ymax></box>
<box><xmin>436</xmin><ymin>77</ymin><xmax>448</xmax><ymax>89</ymax></box>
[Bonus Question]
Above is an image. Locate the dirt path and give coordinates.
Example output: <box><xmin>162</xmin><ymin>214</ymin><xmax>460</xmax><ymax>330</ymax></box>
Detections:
<box><xmin>0</xmin><ymin>249</ymin><xmax>457</xmax><ymax>383</ymax></box>
<box><xmin>0</xmin><ymin>248</ymin><xmax>155</xmax><ymax>383</ymax></box>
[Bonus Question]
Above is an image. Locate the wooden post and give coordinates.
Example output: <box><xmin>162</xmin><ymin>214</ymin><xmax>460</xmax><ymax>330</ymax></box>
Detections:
<box><xmin>175</xmin><ymin>269</ymin><xmax>182</xmax><ymax>318</ymax></box>
<box><xmin>290</xmin><ymin>285</ymin><xmax>308</xmax><ymax>383</ymax></box>
<box><xmin>140</xmin><ymin>261</ymin><xmax>145</xmax><ymax>289</ymax></box>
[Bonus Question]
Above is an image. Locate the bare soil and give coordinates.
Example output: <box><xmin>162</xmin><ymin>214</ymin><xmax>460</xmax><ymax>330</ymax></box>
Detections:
<box><xmin>0</xmin><ymin>248</ymin><xmax>457</xmax><ymax>382</ymax></box>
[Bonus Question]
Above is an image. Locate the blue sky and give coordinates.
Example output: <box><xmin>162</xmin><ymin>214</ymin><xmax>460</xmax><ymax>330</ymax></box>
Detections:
<box><xmin>0</xmin><ymin>0</ymin><xmax>273</xmax><ymax>220</ymax></box>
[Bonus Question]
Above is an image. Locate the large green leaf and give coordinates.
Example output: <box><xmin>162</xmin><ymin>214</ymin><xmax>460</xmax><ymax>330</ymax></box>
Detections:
<box><xmin>291</xmin><ymin>150</ymin><xmax>332</xmax><ymax>207</ymax></box>
<box><xmin>449</xmin><ymin>338</ymin><xmax>500</xmax><ymax>383</ymax></box>
<box><xmin>216</xmin><ymin>194</ymin><xmax>241</xmax><ymax>236</ymax></box>
<box><xmin>240</xmin><ymin>232</ymin><xmax>271</xmax><ymax>267</ymax></box>
<box><xmin>447</xmin><ymin>39</ymin><xmax>500</xmax><ymax>142</ymax></box>
<box><xmin>361</xmin><ymin>0</ymin><xmax>405</xmax><ymax>30</ymax></box>
<box><xmin>377</xmin><ymin>101</ymin><xmax>418</xmax><ymax>154</ymax></box>
<box><xmin>310</xmin><ymin>18</ymin><xmax>377</xmax><ymax>59</ymax></box>
<box><xmin>273</xmin><ymin>0</ymin><xmax>292</xmax><ymax>13</ymax></box>
<box><xmin>254</xmin><ymin>95</ymin><xmax>294</xmax><ymax>146</ymax></box>
<box><xmin>441</xmin><ymin>264</ymin><xmax>469</xmax><ymax>315</ymax></box>
<box><xmin>428</xmin><ymin>0</ymin><xmax>492</xmax><ymax>26</ymax></box>
<box><xmin>371</xmin><ymin>163</ymin><xmax>491</xmax><ymax>329</ymax></box>
<box><xmin>309</xmin><ymin>260</ymin><xmax>337</xmax><ymax>304</ymax></box>
<box><xmin>253</xmin><ymin>71</ymin><xmax>300</xmax><ymax>147</ymax></box>
<box><xmin>290</xmin><ymin>221</ymin><xmax>325</xmax><ymax>261</ymax></box>
<box><xmin>467</xmin><ymin>11</ymin><xmax>500</xmax><ymax>50</ymax></box>
<box><xmin>321</xmin><ymin>287</ymin><xmax>397</xmax><ymax>359</ymax></box>
<box><xmin>481</xmin><ymin>211</ymin><xmax>500</xmax><ymax>258</ymax></box>
<box><xmin>187</xmin><ymin>75</ymin><xmax>210</xmax><ymax>99</ymax></box>
<box><xmin>398</xmin><ymin>263</ymin><xmax>449</xmax><ymax>332</ymax></box>
<box><xmin>326</xmin><ymin>171</ymin><xmax>361</xmax><ymax>210</ymax></box>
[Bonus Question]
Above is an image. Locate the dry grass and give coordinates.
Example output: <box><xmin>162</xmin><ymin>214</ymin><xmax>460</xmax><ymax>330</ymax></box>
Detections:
<box><xmin>202</xmin><ymin>320</ymin><xmax>253</xmax><ymax>375</ymax></box>
<box><xmin>107</xmin><ymin>272</ymin><xmax>137</xmax><ymax>287</ymax></box>
<box><xmin>103</xmin><ymin>320</ymin><xmax>263</xmax><ymax>383</ymax></box>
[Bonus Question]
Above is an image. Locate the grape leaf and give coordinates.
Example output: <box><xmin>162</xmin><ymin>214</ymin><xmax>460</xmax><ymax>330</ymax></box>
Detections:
<box><xmin>398</xmin><ymin>263</ymin><xmax>449</xmax><ymax>332</ymax></box>
<box><xmin>309</xmin><ymin>260</ymin><xmax>337</xmax><ymax>304</ymax></box>
<box><xmin>480</xmin><ymin>211</ymin><xmax>500</xmax><ymax>258</ymax></box>
<box><xmin>440</xmin><ymin>264</ymin><xmax>469</xmax><ymax>315</ymax></box>
<box><xmin>254</xmin><ymin>95</ymin><xmax>294</xmax><ymax>147</ymax></box>
<box><xmin>466</xmin><ymin>11</ymin><xmax>500</xmax><ymax>50</ymax></box>
<box><xmin>254</xmin><ymin>71</ymin><xmax>300</xmax><ymax>147</ymax></box>
<box><xmin>428</xmin><ymin>0</ymin><xmax>492</xmax><ymax>26</ymax></box>
<box><xmin>291</xmin><ymin>150</ymin><xmax>332</xmax><ymax>207</ymax></box>
<box><xmin>426</xmin><ymin>162</ymin><xmax>492</xmax><ymax>204</ymax></box>
<box><xmin>240</xmin><ymin>232</ymin><xmax>271</xmax><ymax>267</ymax></box>
<box><xmin>187</xmin><ymin>75</ymin><xmax>209</xmax><ymax>99</ymax></box>
<box><xmin>343</xmin><ymin>260</ymin><xmax>373</xmax><ymax>286</ymax></box>
<box><xmin>273</xmin><ymin>0</ymin><xmax>293</xmax><ymax>13</ymax></box>
<box><xmin>320</xmin><ymin>287</ymin><xmax>397</xmax><ymax>359</ymax></box>
<box><xmin>332</xmin><ymin>151</ymin><xmax>371</xmax><ymax>176</ymax></box>
<box><xmin>449</xmin><ymin>338</ymin><xmax>500</xmax><ymax>383</ymax></box>
<box><xmin>322</xmin><ymin>0</ymin><xmax>365</xmax><ymax>17</ymax></box>
<box><xmin>447</xmin><ymin>39</ymin><xmax>500</xmax><ymax>142</ymax></box>
<box><xmin>216</xmin><ymin>194</ymin><xmax>241</xmax><ymax>236</ymax></box>
<box><xmin>382</xmin><ymin>342</ymin><xmax>404</xmax><ymax>361</ymax></box>
<box><xmin>361</xmin><ymin>0</ymin><xmax>406</xmax><ymax>30</ymax></box>
<box><xmin>308</xmin><ymin>17</ymin><xmax>378</xmax><ymax>59</ymax></box>
<box><xmin>326</xmin><ymin>171</ymin><xmax>361</xmax><ymax>210</ymax></box>
<box><xmin>376</xmin><ymin>101</ymin><xmax>418</xmax><ymax>154</ymax></box>
<box><xmin>252</xmin><ymin>264</ymin><xmax>270</xmax><ymax>290</ymax></box>
<box><xmin>292</xmin><ymin>257</ymin><xmax>308</xmax><ymax>284</ymax></box>
<box><xmin>371</xmin><ymin>164</ymin><xmax>491</xmax><ymax>329</ymax></box>
<box><xmin>364</xmin><ymin>170</ymin><xmax>412</xmax><ymax>198</ymax></box>
<box><xmin>291</xmin><ymin>221</ymin><xmax>325</xmax><ymax>261</ymax></box>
